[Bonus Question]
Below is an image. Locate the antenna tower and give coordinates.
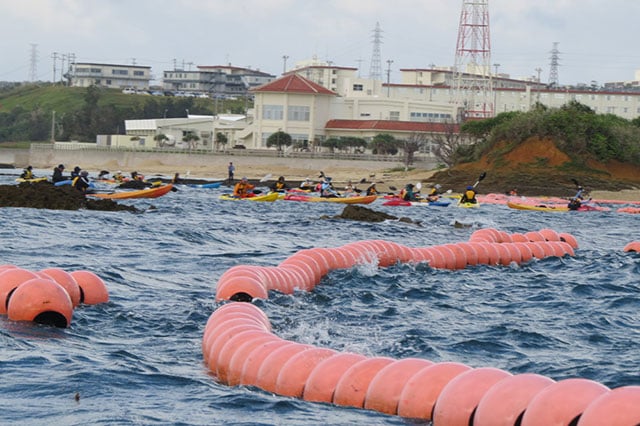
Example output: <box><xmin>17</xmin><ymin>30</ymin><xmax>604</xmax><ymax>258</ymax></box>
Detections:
<box><xmin>451</xmin><ymin>0</ymin><xmax>493</xmax><ymax>120</ymax></box>
<box><xmin>368</xmin><ymin>22</ymin><xmax>383</xmax><ymax>81</ymax></box>
<box><xmin>29</xmin><ymin>43</ymin><xmax>38</xmax><ymax>82</ymax></box>
<box><xmin>548</xmin><ymin>42</ymin><xmax>560</xmax><ymax>87</ymax></box>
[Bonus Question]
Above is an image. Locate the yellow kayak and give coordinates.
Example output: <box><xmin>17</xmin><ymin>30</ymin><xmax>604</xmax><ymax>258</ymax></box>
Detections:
<box><xmin>219</xmin><ymin>192</ymin><xmax>279</xmax><ymax>202</ymax></box>
<box><xmin>16</xmin><ymin>177</ymin><xmax>48</xmax><ymax>183</ymax></box>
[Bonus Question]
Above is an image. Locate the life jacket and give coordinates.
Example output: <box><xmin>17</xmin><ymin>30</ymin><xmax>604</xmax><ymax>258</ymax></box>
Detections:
<box><xmin>463</xmin><ymin>189</ymin><xmax>477</xmax><ymax>203</ymax></box>
<box><xmin>274</xmin><ymin>181</ymin><xmax>285</xmax><ymax>191</ymax></box>
<box><xmin>234</xmin><ymin>182</ymin><xmax>253</xmax><ymax>196</ymax></box>
<box><xmin>21</xmin><ymin>170</ymin><xmax>33</xmax><ymax>179</ymax></box>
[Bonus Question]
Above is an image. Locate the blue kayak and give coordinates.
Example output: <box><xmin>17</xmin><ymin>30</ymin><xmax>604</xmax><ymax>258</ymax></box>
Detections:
<box><xmin>188</xmin><ymin>181</ymin><xmax>223</xmax><ymax>189</ymax></box>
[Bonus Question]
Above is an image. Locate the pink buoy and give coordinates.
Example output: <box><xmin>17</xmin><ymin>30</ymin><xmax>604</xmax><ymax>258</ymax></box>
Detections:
<box><xmin>520</xmin><ymin>378</ymin><xmax>609</xmax><ymax>426</ymax></box>
<box><xmin>477</xmin><ymin>243</ymin><xmax>501</xmax><ymax>266</ymax></box>
<box><xmin>497</xmin><ymin>230</ymin><xmax>513</xmax><ymax>243</ymax></box>
<box><xmin>524</xmin><ymin>231</ymin><xmax>546</xmax><ymax>242</ymax></box>
<box><xmin>69</xmin><ymin>270</ymin><xmax>109</xmax><ymax>304</ymax></box>
<box><xmin>578</xmin><ymin>386</ymin><xmax>640</xmax><ymax>426</ymax></box>
<box><xmin>397</xmin><ymin>362</ymin><xmax>472</xmax><ymax>420</ymax></box>
<box><xmin>513</xmin><ymin>242</ymin><xmax>534</xmax><ymax>263</ymax></box>
<box><xmin>215</xmin><ymin>329</ymin><xmax>273</xmax><ymax>384</ymax></box>
<box><xmin>279</xmin><ymin>260</ymin><xmax>320</xmax><ymax>291</ymax></box>
<box><xmin>274</xmin><ymin>347</ymin><xmax>337</xmax><ymax>397</ymax></box>
<box><xmin>510</xmin><ymin>232</ymin><xmax>529</xmax><ymax>243</ymax></box>
<box><xmin>469</xmin><ymin>243</ymin><xmax>491</xmax><ymax>265</ymax></box>
<box><xmin>421</xmin><ymin>247</ymin><xmax>447</xmax><ymax>269</ymax></box>
<box><xmin>364</xmin><ymin>358</ymin><xmax>434</xmax><ymax>415</ymax></box>
<box><xmin>7</xmin><ymin>278</ymin><xmax>73</xmax><ymax>328</ymax></box>
<box><xmin>254</xmin><ymin>343</ymin><xmax>312</xmax><ymax>393</ymax></box>
<box><xmin>333</xmin><ymin>357</ymin><xmax>395</xmax><ymax>408</ymax></box>
<box><xmin>456</xmin><ymin>242</ymin><xmax>479</xmax><ymax>266</ymax></box>
<box><xmin>441</xmin><ymin>244</ymin><xmax>468</xmax><ymax>270</ymax></box>
<box><xmin>503</xmin><ymin>243</ymin><xmax>523</xmax><ymax>265</ymax></box>
<box><xmin>215</xmin><ymin>275</ymin><xmax>268</xmax><ymax>302</ymax></box>
<box><xmin>539</xmin><ymin>228</ymin><xmax>560</xmax><ymax>241</ymax></box>
<box><xmin>206</xmin><ymin>321</ymin><xmax>270</xmax><ymax>369</ymax></box>
<box><xmin>474</xmin><ymin>373</ymin><xmax>555</xmax><ymax>425</ymax></box>
<box><xmin>432</xmin><ymin>367</ymin><xmax>512</xmax><ymax>426</ymax></box>
<box><xmin>432</xmin><ymin>245</ymin><xmax>457</xmax><ymax>270</ymax></box>
<box><xmin>559</xmin><ymin>232</ymin><xmax>579</xmax><ymax>249</ymax></box>
<box><xmin>39</xmin><ymin>268</ymin><xmax>81</xmax><ymax>307</ymax></box>
<box><xmin>493</xmin><ymin>243</ymin><xmax>513</xmax><ymax>266</ymax></box>
<box><xmin>303</xmin><ymin>352</ymin><xmax>368</xmax><ymax>403</ymax></box>
<box><xmin>0</xmin><ymin>268</ymin><xmax>39</xmax><ymax>315</ymax></box>
<box><xmin>239</xmin><ymin>340</ymin><xmax>298</xmax><ymax>387</ymax></box>
<box><xmin>226</xmin><ymin>334</ymin><xmax>283</xmax><ymax>386</ymax></box>
<box><xmin>526</xmin><ymin>242</ymin><xmax>547</xmax><ymax>259</ymax></box>
<box><xmin>623</xmin><ymin>241</ymin><xmax>640</xmax><ymax>253</ymax></box>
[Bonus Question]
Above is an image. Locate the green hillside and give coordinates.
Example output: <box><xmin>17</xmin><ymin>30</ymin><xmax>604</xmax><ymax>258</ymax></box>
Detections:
<box><xmin>0</xmin><ymin>83</ymin><xmax>249</xmax><ymax>143</ymax></box>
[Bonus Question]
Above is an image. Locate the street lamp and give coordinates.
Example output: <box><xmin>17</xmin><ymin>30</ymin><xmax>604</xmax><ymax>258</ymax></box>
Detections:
<box><xmin>282</xmin><ymin>55</ymin><xmax>289</xmax><ymax>74</ymax></box>
<box><xmin>185</xmin><ymin>109</ymin><xmax>189</xmax><ymax>117</ymax></box>
<box><xmin>163</xmin><ymin>109</ymin><xmax>168</xmax><ymax>118</ymax></box>
<box><xmin>386</xmin><ymin>59</ymin><xmax>394</xmax><ymax>97</ymax></box>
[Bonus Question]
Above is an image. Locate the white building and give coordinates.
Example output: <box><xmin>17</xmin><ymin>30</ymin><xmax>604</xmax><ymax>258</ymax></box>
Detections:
<box><xmin>70</xmin><ymin>63</ymin><xmax>152</xmax><ymax>90</ymax></box>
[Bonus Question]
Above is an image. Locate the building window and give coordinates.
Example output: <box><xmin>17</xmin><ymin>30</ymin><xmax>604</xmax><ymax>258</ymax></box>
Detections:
<box><xmin>133</xmin><ymin>70</ymin><xmax>144</xmax><ymax>76</ymax></box>
<box><xmin>353</xmin><ymin>84</ymin><xmax>363</xmax><ymax>91</ymax></box>
<box><xmin>112</xmin><ymin>69</ymin><xmax>128</xmax><ymax>75</ymax></box>
<box><xmin>287</xmin><ymin>105</ymin><xmax>310</xmax><ymax>121</ymax></box>
<box><xmin>389</xmin><ymin>111</ymin><xmax>400</xmax><ymax>121</ymax></box>
<box><xmin>262</xmin><ymin>105</ymin><xmax>284</xmax><ymax>120</ymax></box>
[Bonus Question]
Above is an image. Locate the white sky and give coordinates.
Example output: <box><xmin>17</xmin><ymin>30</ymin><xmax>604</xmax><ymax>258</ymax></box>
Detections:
<box><xmin>1</xmin><ymin>0</ymin><xmax>639</xmax><ymax>86</ymax></box>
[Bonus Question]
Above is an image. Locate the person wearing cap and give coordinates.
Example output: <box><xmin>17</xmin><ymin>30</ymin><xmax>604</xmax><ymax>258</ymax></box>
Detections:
<box><xmin>365</xmin><ymin>183</ymin><xmax>378</xmax><ymax>196</ymax></box>
<box><xmin>300</xmin><ymin>178</ymin><xmax>314</xmax><ymax>191</ymax></box>
<box><xmin>20</xmin><ymin>165</ymin><xmax>34</xmax><ymax>180</ymax></box>
<box><xmin>270</xmin><ymin>176</ymin><xmax>288</xmax><ymax>193</ymax></box>
<box><xmin>400</xmin><ymin>183</ymin><xmax>419</xmax><ymax>201</ymax></box>
<box><xmin>72</xmin><ymin>170</ymin><xmax>91</xmax><ymax>193</ymax></box>
<box><xmin>320</xmin><ymin>177</ymin><xmax>339</xmax><ymax>197</ymax></box>
<box><xmin>460</xmin><ymin>185</ymin><xmax>477</xmax><ymax>204</ymax></box>
<box><xmin>52</xmin><ymin>164</ymin><xmax>67</xmax><ymax>183</ymax></box>
<box><xmin>233</xmin><ymin>177</ymin><xmax>255</xmax><ymax>198</ymax></box>
<box><xmin>113</xmin><ymin>171</ymin><xmax>125</xmax><ymax>182</ymax></box>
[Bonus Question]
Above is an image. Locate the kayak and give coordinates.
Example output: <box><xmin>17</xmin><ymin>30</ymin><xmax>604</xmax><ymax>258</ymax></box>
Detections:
<box><xmin>283</xmin><ymin>194</ymin><xmax>377</xmax><ymax>204</ymax></box>
<box><xmin>382</xmin><ymin>198</ymin><xmax>451</xmax><ymax>207</ymax></box>
<box><xmin>457</xmin><ymin>201</ymin><xmax>480</xmax><ymax>208</ymax></box>
<box><xmin>188</xmin><ymin>181</ymin><xmax>223</xmax><ymax>189</ymax></box>
<box><xmin>507</xmin><ymin>201</ymin><xmax>609</xmax><ymax>212</ymax></box>
<box><xmin>16</xmin><ymin>177</ymin><xmax>48</xmax><ymax>183</ymax></box>
<box><xmin>88</xmin><ymin>184</ymin><xmax>174</xmax><ymax>199</ymax></box>
<box><xmin>219</xmin><ymin>192</ymin><xmax>279</xmax><ymax>202</ymax></box>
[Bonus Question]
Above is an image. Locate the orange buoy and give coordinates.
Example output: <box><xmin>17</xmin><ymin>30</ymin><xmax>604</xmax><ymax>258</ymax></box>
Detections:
<box><xmin>226</xmin><ymin>334</ymin><xmax>283</xmax><ymax>386</ymax></box>
<box><xmin>623</xmin><ymin>241</ymin><xmax>640</xmax><ymax>253</ymax></box>
<box><xmin>510</xmin><ymin>233</ymin><xmax>530</xmax><ymax>243</ymax></box>
<box><xmin>274</xmin><ymin>347</ymin><xmax>338</xmax><ymax>398</ymax></box>
<box><xmin>432</xmin><ymin>367</ymin><xmax>512</xmax><ymax>426</ymax></box>
<box><xmin>558</xmin><ymin>232</ymin><xmax>579</xmax><ymax>249</ymax></box>
<box><xmin>333</xmin><ymin>357</ymin><xmax>395</xmax><ymax>408</ymax></box>
<box><xmin>456</xmin><ymin>242</ymin><xmax>479</xmax><ymax>266</ymax></box>
<box><xmin>493</xmin><ymin>243</ymin><xmax>513</xmax><ymax>266</ymax></box>
<box><xmin>538</xmin><ymin>228</ymin><xmax>560</xmax><ymax>241</ymax></box>
<box><xmin>420</xmin><ymin>247</ymin><xmax>447</xmax><ymax>269</ymax></box>
<box><xmin>39</xmin><ymin>268</ymin><xmax>81</xmax><ymax>307</ymax></box>
<box><xmin>432</xmin><ymin>245</ymin><xmax>458</xmax><ymax>270</ymax></box>
<box><xmin>468</xmin><ymin>243</ymin><xmax>491</xmax><ymax>265</ymax></box>
<box><xmin>69</xmin><ymin>270</ymin><xmax>109</xmax><ymax>304</ymax></box>
<box><xmin>0</xmin><ymin>268</ymin><xmax>39</xmax><ymax>315</ymax></box>
<box><xmin>215</xmin><ymin>275</ymin><xmax>268</xmax><ymax>302</ymax></box>
<box><xmin>520</xmin><ymin>378</ymin><xmax>609</xmax><ymax>426</ymax></box>
<box><xmin>578</xmin><ymin>385</ymin><xmax>640</xmax><ymax>426</ymax></box>
<box><xmin>239</xmin><ymin>340</ymin><xmax>297</xmax><ymax>386</ymax></box>
<box><xmin>254</xmin><ymin>343</ymin><xmax>312</xmax><ymax>394</ymax></box>
<box><xmin>397</xmin><ymin>362</ymin><xmax>472</xmax><ymax>420</ymax></box>
<box><xmin>364</xmin><ymin>358</ymin><xmax>434</xmax><ymax>415</ymax></box>
<box><xmin>524</xmin><ymin>231</ymin><xmax>546</xmax><ymax>242</ymax></box>
<box><xmin>7</xmin><ymin>278</ymin><xmax>73</xmax><ymax>327</ymax></box>
<box><xmin>303</xmin><ymin>352</ymin><xmax>368</xmax><ymax>403</ymax></box>
<box><xmin>215</xmin><ymin>329</ymin><xmax>274</xmax><ymax>384</ymax></box>
<box><xmin>441</xmin><ymin>244</ymin><xmax>468</xmax><ymax>270</ymax></box>
<box><xmin>473</xmin><ymin>373</ymin><xmax>555</xmax><ymax>425</ymax></box>
<box><xmin>204</xmin><ymin>319</ymin><xmax>269</xmax><ymax>366</ymax></box>
<box><xmin>526</xmin><ymin>241</ymin><xmax>547</xmax><ymax>259</ymax></box>
<box><xmin>503</xmin><ymin>243</ymin><xmax>523</xmax><ymax>265</ymax></box>
<box><xmin>513</xmin><ymin>242</ymin><xmax>534</xmax><ymax>263</ymax></box>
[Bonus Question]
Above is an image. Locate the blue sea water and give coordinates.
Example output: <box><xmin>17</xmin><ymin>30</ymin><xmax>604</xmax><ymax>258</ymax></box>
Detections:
<box><xmin>0</xmin><ymin>171</ymin><xmax>639</xmax><ymax>425</ymax></box>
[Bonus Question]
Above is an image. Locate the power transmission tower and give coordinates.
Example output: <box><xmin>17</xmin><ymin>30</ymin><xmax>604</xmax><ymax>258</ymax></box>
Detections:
<box><xmin>548</xmin><ymin>42</ymin><xmax>560</xmax><ymax>87</ymax></box>
<box><xmin>451</xmin><ymin>0</ymin><xmax>493</xmax><ymax>120</ymax></box>
<box><xmin>29</xmin><ymin>43</ymin><xmax>38</xmax><ymax>82</ymax></box>
<box><xmin>368</xmin><ymin>22</ymin><xmax>383</xmax><ymax>81</ymax></box>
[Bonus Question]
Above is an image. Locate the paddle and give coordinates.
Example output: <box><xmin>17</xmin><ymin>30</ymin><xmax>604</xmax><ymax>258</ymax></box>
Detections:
<box><xmin>259</xmin><ymin>173</ymin><xmax>272</xmax><ymax>183</ymax></box>
<box><xmin>473</xmin><ymin>171</ymin><xmax>487</xmax><ymax>188</ymax></box>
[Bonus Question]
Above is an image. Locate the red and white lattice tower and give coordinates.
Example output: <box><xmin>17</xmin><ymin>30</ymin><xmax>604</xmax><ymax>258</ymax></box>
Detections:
<box><xmin>451</xmin><ymin>0</ymin><xmax>493</xmax><ymax>120</ymax></box>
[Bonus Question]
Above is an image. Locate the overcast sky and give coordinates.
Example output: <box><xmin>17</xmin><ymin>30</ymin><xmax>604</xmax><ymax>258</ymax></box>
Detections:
<box><xmin>1</xmin><ymin>0</ymin><xmax>638</xmax><ymax>86</ymax></box>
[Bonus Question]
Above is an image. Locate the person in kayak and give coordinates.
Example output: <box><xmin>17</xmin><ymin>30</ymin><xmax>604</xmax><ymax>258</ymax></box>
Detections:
<box><xmin>52</xmin><ymin>164</ymin><xmax>66</xmax><ymax>183</ymax></box>
<box><xmin>568</xmin><ymin>186</ymin><xmax>585</xmax><ymax>210</ymax></box>
<box><xmin>72</xmin><ymin>170</ymin><xmax>91</xmax><ymax>193</ymax></box>
<box><xmin>460</xmin><ymin>185</ymin><xmax>478</xmax><ymax>204</ymax></box>
<box><xmin>400</xmin><ymin>183</ymin><xmax>420</xmax><ymax>201</ymax></box>
<box><xmin>427</xmin><ymin>184</ymin><xmax>441</xmax><ymax>202</ymax></box>
<box><xmin>366</xmin><ymin>183</ymin><xmax>378</xmax><ymax>196</ymax></box>
<box><xmin>20</xmin><ymin>165</ymin><xmax>34</xmax><ymax>179</ymax></box>
<box><xmin>300</xmin><ymin>178</ymin><xmax>314</xmax><ymax>190</ymax></box>
<box><xmin>270</xmin><ymin>176</ymin><xmax>288</xmax><ymax>192</ymax></box>
<box><xmin>320</xmin><ymin>177</ymin><xmax>339</xmax><ymax>197</ymax></box>
<box><xmin>70</xmin><ymin>166</ymin><xmax>81</xmax><ymax>180</ymax></box>
<box><xmin>233</xmin><ymin>177</ymin><xmax>255</xmax><ymax>198</ymax></box>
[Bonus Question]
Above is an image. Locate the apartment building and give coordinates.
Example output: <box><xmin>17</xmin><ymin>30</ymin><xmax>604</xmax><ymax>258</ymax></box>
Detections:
<box><xmin>162</xmin><ymin>65</ymin><xmax>275</xmax><ymax>97</ymax></box>
<box><xmin>69</xmin><ymin>63</ymin><xmax>152</xmax><ymax>90</ymax></box>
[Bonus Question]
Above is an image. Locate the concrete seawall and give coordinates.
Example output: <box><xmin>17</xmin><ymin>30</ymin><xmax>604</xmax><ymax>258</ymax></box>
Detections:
<box><xmin>4</xmin><ymin>146</ymin><xmax>436</xmax><ymax>180</ymax></box>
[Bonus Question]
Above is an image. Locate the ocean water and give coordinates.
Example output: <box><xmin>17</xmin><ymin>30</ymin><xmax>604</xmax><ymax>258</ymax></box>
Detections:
<box><xmin>0</xmin><ymin>171</ymin><xmax>639</xmax><ymax>425</ymax></box>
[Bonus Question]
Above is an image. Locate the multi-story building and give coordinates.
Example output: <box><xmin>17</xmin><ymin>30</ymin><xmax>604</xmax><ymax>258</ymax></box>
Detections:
<box><xmin>69</xmin><ymin>63</ymin><xmax>152</xmax><ymax>90</ymax></box>
<box><xmin>162</xmin><ymin>65</ymin><xmax>275</xmax><ymax>97</ymax></box>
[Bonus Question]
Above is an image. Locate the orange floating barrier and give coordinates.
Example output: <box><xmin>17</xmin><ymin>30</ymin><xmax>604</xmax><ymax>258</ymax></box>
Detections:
<box><xmin>69</xmin><ymin>270</ymin><xmax>109</xmax><ymax>304</ymax></box>
<box><xmin>0</xmin><ymin>268</ymin><xmax>39</xmax><ymax>315</ymax></box>
<box><xmin>363</xmin><ymin>358</ymin><xmax>434</xmax><ymax>415</ymax></box>
<box><xmin>473</xmin><ymin>373</ymin><xmax>555</xmax><ymax>425</ymax></box>
<box><xmin>7</xmin><ymin>278</ymin><xmax>73</xmax><ymax>328</ymax></box>
<box><xmin>254</xmin><ymin>343</ymin><xmax>312</xmax><ymax>394</ymax></box>
<box><xmin>226</xmin><ymin>334</ymin><xmax>283</xmax><ymax>386</ymax></box>
<box><xmin>623</xmin><ymin>241</ymin><xmax>640</xmax><ymax>252</ymax></box>
<box><xmin>397</xmin><ymin>362</ymin><xmax>472</xmax><ymax>420</ymax></box>
<box><xmin>432</xmin><ymin>367</ymin><xmax>512</xmax><ymax>426</ymax></box>
<box><xmin>333</xmin><ymin>357</ymin><xmax>395</xmax><ymax>408</ymax></box>
<box><xmin>39</xmin><ymin>267</ymin><xmax>81</xmax><ymax>307</ymax></box>
<box><xmin>274</xmin><ymin>347</ymin><xmax>337</xmax><ymax>398</ymax></box>
<box><xmin>559</xmin><ymin>232</ymin><xmax>579</xmax><ymax>249</ymax></box>
<box><xmin>578</xmin><ymin>385</ymin><xmax>640</xmax><ymax>426</ymax></box>
<box><xmin>520</xmin><ymin>378</ymin><xmax>609</xmax><ymax>426</ymax></box>
<box><xmin>239</xmin><ymin>340</ymin><xmax>296</xmax><ymax>387</ymax></box>
<box><xmin>303</xmin><ymin>353</ymin><xmax>368</xmax><ymax>403</ymax></box>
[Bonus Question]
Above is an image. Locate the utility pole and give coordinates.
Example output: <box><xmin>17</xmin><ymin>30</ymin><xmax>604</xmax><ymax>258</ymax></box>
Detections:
<box><xmin>29</xmin><ymin>43</ymin><xmax>38</xmax><ymax>82</ymax></box>
<box><xmin>386</xmin><ymin>59</ymin><xmax>393</xmax><ymax>97</ymax></box>
<box><xmin>535</xmin><ymin>67</ymin><xmax>543</xmax><ymax>82</ymax></box>
<box><xmin>52</xmin><ymin>52</ymin><xmax>58</xmax><ymax>82</ymax></box>
<box><xmin>50</xmin><ymin>111</ymin><xmax>56</xmax><ymax>143</ymax></box>
<box><xmin>282</xmin><ymin>55</ymin><xmax>289</xmax><ymax>74</ymax></box>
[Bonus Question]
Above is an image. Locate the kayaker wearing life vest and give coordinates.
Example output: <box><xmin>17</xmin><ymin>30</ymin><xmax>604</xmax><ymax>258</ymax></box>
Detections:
<box><xmin>366</xmin><ymin>183</ymin><xmax>378</xmax><ymax>196</ymax></box>
<box><xmin>568</xmin><ymin>186</ymin><xmax>585</xmax><ymax>210</ymax></box>
<box><xmin>52</xmin><ymin>164</ymin><xmax>66</xmax><ymax>183</ymax></box>
<box><xmin>72</xmin><ymin>170</ymin><xmax>91</xmax><ymax>193</ymax></box>
<box><xmin>460</xmin><ymin>185</ymin><xmax>477</xmax><ymax>204</ymax></box>
<box><xmin>400</xmin><ymin>183</ymin><xmax>420</xmax><ymax>201</ymax></box>
<box><xmin>270</xmin><ymin>176</ymin><xmax>288</xmax><ymax>192</ymax></box>
<box><xmin>20</xmin><ymin>165</ymin><xmax>34</xmax><ymax>179</ymax></box>
<box><xmin>233</xmin><ymin>177</ymin><xmax>255</xmax><ymax>198</ymax></box>
<box><xmin>427</xmin><ymin>184</ymin><xmax>441</xmax><ymax>202</ymax></box>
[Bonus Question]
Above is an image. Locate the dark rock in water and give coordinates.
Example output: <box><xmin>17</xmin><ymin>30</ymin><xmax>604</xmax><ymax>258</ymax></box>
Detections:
<box><xmin>331</xmin><ymin>205</ymin><xmax>421</xmax><ymax>226</ymax></box>
<box><xmin>0</xmin><ymin>181</ymin><xmax>139</xmax><ymax>212</ymax></box>
<box><xmin>118</xmin><ymin>180</ymin><xmax>152</xmax><ymax>189</ymax></box>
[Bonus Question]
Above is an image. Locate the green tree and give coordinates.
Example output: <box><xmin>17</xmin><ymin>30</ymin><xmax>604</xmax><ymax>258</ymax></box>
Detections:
<box><xmin>216</xmin><ymin>132</ymin><xmax>228</xmax><ymax>151</ymax></box>
<box><xmin>370</xmin><ymin>133</ymin><xmax>399</xmax><ymax>155</ymax></box>
<box><xmin>266</xmin><ymin>131</ymin><xmax>292</xmax><ymax>150</ymax></box>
